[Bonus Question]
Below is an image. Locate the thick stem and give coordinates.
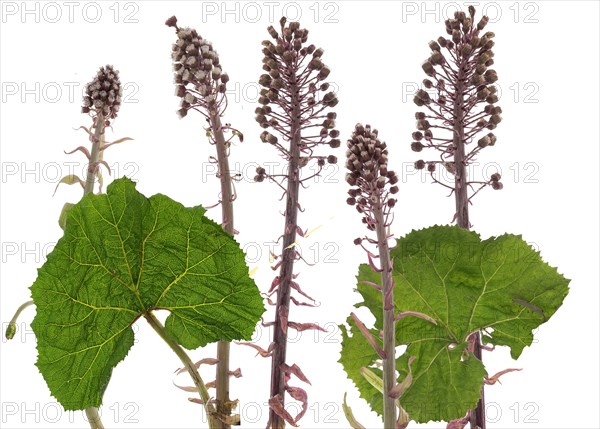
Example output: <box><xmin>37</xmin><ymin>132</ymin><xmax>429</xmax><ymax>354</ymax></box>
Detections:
<box><xmin>144</xmin><ymin>311</ymin><xmax>219</xmax><ymax>429</ymax></box>
<box><xmin>209</xmin><ymin>112</ymin><xmax>235</xmax><ymax>429</ymax></box>
<box><xmin>84</xmin><ymin>113</ymin><xmax>104</xmax><ymax>195</ymax></box>
<box><xmin>82</xmin><ymin>113</ymin><xmax>105</xmax><ymax>429</ymax></box>
<box><xmin>268</xmin><ymin>77</ymin><xmax>302</xmax><ymax>429</ymax></box>
<box><xmin>373</xmin><ymin>201</ymin><xmax>396</xmax><ymax>428</ymax></box>
<box><xmin>454</xmin><ymin>59</ymin><xmax>486</xmax><ymax>429</ymax></box>
<box><xmin>85</xmin><ymin>407</ymin><xmax>105</xmax><ymax>429</ymax></box>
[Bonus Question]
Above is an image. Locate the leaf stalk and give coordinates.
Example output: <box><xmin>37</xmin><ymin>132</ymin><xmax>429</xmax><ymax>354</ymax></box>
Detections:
<box><xmin>144</xmin><ymin>311</ymin><xmax>220</xmax><ymax>429</ymax></box>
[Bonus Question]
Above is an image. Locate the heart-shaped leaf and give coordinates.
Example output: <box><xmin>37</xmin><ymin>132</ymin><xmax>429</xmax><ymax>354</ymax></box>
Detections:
<box><xmin>340</xmin><ymin>225</ymin><xmax>569</xmax><ymax>422</ymax></box>
<box><xmin>31</xmin><ymin>178</ymin><xmax>264</xmax><ymax>410</ymax></box>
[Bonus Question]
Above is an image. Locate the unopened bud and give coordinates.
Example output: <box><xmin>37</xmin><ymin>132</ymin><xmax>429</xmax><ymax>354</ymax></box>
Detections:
<box><xmin>422</xmin><ymin>61</ymin><xmax>435</xmax><ymax>76</ymax></box>
<box><xmin>411</xmin><ymin>142</ymin><xmax>424</xmax><ymax>152</ymax></box>
<box><xmin>477</xmin><ymin>16</ymin><xmax>489</xmax><ymax>30</ymax></box>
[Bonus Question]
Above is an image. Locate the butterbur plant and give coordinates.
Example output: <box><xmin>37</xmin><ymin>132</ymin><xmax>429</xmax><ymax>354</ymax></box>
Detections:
<box><xmin>7</xmin><ymin>65</ymin><xmax>128</xmax><ymax>427</ymax></box>
<box><xmin>250</xmin><ymin>17</ymin><xmax>339</xmax><ymax>429</ymax></box>
<box><xmin>412</xmin><ymin>8</ymin><xmax>502</xmax><ymax>426</ymax></box>
<box><xmin>5</xmin><ymin>65</ymin><xmax>263</xmax><ymax>429</ymax></box>
<box><xmin>4</xmin><ymin>8</ymin><xmax>577</xmax><ymax>429</ymax></box>
<box><xmin>343</xmin><ymin>124</ymin><xmax>404</xmax><ymax>429</ymax></box>
<box><xmin>413</xmin><ymin>7</ymin><xmax>501</xmax><ymax>427</ymax></box>
<box><xmin>340</xmin><ymin>6</ymin><xmax>569</xmax><ymax>429</ymax></box>
<box><xmin>166</xmin><ymin>16</ymin><xmax>245</xmax><ymax>428</ymax></box>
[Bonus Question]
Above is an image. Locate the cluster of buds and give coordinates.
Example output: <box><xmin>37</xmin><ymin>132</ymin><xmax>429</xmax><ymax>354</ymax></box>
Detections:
<box><xmin>254</xmin><ymin>17</ymin><xmax>339</xmax><ymax>183</ymax></box>
<box><xmin>81</xmin><ymin>65</ymin><xmax>122</xmax><ymax>126</ymax></box>
<box><xmin>412</xmin><ymin>6</ymin><xmax>503</xmax><ymax>193</ymax></box>
<box><xmin>166</xmin><ymin>16</ymin><xmax>230</xmax><ymax>118</ymax></box>
<box><xmin>346</xmin><ymin>124</ymin><xmax>399</xmax><ymax>234</ymax></box>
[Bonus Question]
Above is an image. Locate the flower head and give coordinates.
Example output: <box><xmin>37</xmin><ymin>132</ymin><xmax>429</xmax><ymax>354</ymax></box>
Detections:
<box><xmin>346</xmin><ymin>124</ymin><xmax>398</xmax><ymax>230</ymax></box>
<box><xmin>81</xmin><ymin>65</ymin><xmax>122</xmax><ymax>126</ymax></box>
<box><xmin>167</xmin><ymin>16</ymin><xmax>229</xmax><ymax>117</ymax></box>
<box><xmin>412</xmin><ymin>7</ymin><xmax>502</xmax><ymax>195</ymax></box>
<box><xmin>254</xmin><ymin>17</ymin><xmax>338</xmax><ymax>182</ymax></box>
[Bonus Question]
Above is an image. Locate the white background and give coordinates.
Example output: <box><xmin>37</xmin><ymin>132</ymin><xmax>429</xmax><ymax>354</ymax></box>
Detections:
<box><xmin>1</xmin><ymin>1</ymin><xmax>598</xmax><ymax>428</ymax></box>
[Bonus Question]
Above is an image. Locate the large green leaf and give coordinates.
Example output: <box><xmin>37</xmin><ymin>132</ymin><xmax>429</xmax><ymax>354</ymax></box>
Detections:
<box><xmin>340</xmin><ymin>225</ymin><xmax>569</xmax><ymax>423</ymax></box>
<box><xmin>30</xmin><ymin>178</ymin><xmax>264</xmax><ymax>410</ymax></box>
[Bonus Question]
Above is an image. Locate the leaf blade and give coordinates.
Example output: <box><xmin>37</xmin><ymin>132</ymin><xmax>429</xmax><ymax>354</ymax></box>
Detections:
<box><xmin>31</xmin><ymin>178</ymin><xmax>264</xmax><ymax>410</ymax></box>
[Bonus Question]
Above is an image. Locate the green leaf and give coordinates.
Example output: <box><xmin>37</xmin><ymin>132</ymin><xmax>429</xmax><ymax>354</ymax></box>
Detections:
<box><xmin>342</xmin><ymin>393</ymin><xmax>367</xmax><ymax>429</ymax></box>
<box><xmin>340</xmin><ymin>225</ymin><xmax>569</xmax><ymax>423</ymax></box>
<box><xmin>339</xmin><ymin>316</ymin><xmax>383</xmax><ymax>417</ymax></box>
<box><xmin>58</xmin><ymin>202</ymin><xmax>75</xmax><ymax>230</ymax></box>
<box><xmin>31</xmin><ymin>177</ymin><xmax>265</xmax><ymax>410</ymax></box>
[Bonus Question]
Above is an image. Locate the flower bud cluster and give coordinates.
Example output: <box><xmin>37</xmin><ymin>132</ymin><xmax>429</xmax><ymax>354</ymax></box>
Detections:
<box><xmin>81</xmin><ymin>65</ymin><xmax>122</xmax><ymax>125</ymax></box>
<box><xmin>411</xmin><ymin>7</ymin><xmax>502</xmax><ymax>194</ymax></box>
<box><xmin>254</xmin><ymin>17</ymin><xmax>339</xmax><ymax>182</ymax></box>
<box><xmin>166</xmin><ymin>15</ymin><xmax>230</xmax><ymax>118</ymax></box>
<box><xmin>346</xmin><ymin>124</ymin><xmax>398</xmax><ymax>231</ymax></box>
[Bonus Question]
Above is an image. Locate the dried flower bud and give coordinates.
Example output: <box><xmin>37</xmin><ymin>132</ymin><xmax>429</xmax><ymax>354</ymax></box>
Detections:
<box><xmin>477</xmin><ymin>15</ymin><xmax>489</xmax><ymax>30</ymax></box>
<box><xmin>429</xmin><ymin>40</ymin><xmax>441</xmax><ymax>51</ymax></box>
<box><xmin>415</xmin><ymin>160</ymin><xmax>426</xmax><ymax>170</ymax></box>
<box><xmin>259</xmin><ymin>74</ymin><xmax>272</xmax><ymax>87</ymax></box>
<box><xmin>489</xmin><ymin>114</ymin><xmax>502</xmax><ymax>125</ymax></box>
<box><xmin>486</xmin><ymin>94</ymin><xmax>499</xmax><ymax>104</ymax></box>
<box><xmin>319</xmin><ymin>66</ymin><xmax>331</xmax><ymax>80</ymax></box>
<box><xmin>411</xmin><ymin>142</ymin><xmax>424</xmax><ymax>152</ymax></box>
<box><xmin>477</xmin><ymin>87</ymin><xmax>490</xmax><ymax>100</ymax></box>
<box><xmin>461</xmin><ymin>43</ymin><xmax>473</xmax><ymax>57</ymax></box>
<box><xmin>323</xmin><ymin>92</ymin><xmax>339</xmax><ymax>107</ymax></box>
<box><xmin>417</xmin><ymin>119</ymin><xmax>431</xmax><ymax>130</ymax></box>
<box><xmin>422</xmin><ymin>61</ymin><xmax>435</xmax><ymax>76</ymax></box>
<box><xmin>430</xmin><ymin>51</ymin><xmax>445</xmax><ymax>65</ymax></box>
<box><xmin>165</xmin><ymin>15</ymin><xmax>178</xmax><ymax>28</ymax></box>
<box><xmin>476</xmin><ymin>64</ymin><xmax>487</xmax><ymax>75</ymax></box>
<box><xmin>478</xmin><ymin>136</ymin><xmax>490</xmax><ymax>147</ymax></box>
<box><xmin>414</xmin><ymin>89</ymin><xmax>431</xmax><ymax>106</ymax></box>
<box><xmin>492</xmin><ymin>181</ymin><xmax>503</xmax><ymax>190</ymax></box>
<box><xmin>471</xmin><ymin>74</ymin><xmax>485</xmax><ymax>86</ymax></box>
<box><xmin>490</xmin><ymin>173</ymin><xmax>501</xmax><ymax>182</ymax></box>
<box><xmin>484</xmin><ymin>70</ymin><xmax>498</xmax><ymax>84</ymax></box>
<box><xmin>452</xmin><ymin>29</ymin><xmax>461</xmax><ymax>44</ymax></box>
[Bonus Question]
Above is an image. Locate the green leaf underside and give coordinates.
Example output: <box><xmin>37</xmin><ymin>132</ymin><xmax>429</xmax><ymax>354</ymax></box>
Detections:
<box><xmin>340</xmin><ymin>225</ymin><xmax>569</xmax><ymax>423</ymax></box>
<box><xmin>31</xmin><ymin>178</ymin><xmax>264</xmax><ymax>410</ymax></box>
